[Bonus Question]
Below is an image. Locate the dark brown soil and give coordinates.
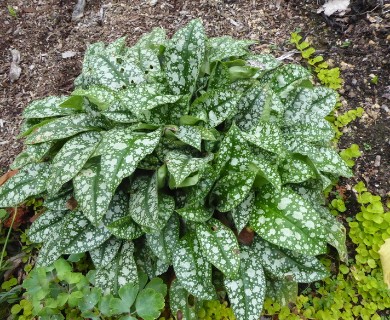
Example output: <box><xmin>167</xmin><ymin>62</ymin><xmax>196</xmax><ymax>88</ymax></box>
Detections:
<box><xmin>0</xmin><ymin>0</ymin><xmax>389</xmax><ymax>196</ymax></box>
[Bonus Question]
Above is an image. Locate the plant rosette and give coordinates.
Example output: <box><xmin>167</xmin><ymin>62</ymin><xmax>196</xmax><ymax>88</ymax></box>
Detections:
<box><xmin>0</xmin><ymin>19</ymin><xmax>352</xmax><ymax>320</ymax></box>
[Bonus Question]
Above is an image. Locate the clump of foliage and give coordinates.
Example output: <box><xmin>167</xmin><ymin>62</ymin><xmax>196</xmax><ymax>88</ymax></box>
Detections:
<box><xmin>11</xmin><ymin>257</ymin><xmax>166</xmax><ymax>320</ymax></box>
<box><xmin>262</xmin><ymin>182</ymin><xmax>390</xmax><ymax>320</ymax></box>
<box><xmin>0</xmin><ymin>19</ymin><xmax>353</xmax><ymax>319</ymax></box>
<box><xmin>290</xmin><ymin>32</ymin><xmax>342</xmax><ymax>90</ymax></box>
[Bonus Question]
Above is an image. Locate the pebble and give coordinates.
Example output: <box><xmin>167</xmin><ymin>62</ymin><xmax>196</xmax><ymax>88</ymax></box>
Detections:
<box><xmin>374</xmin><ymin>155</ymin><xmax>381</xmax><ymax>167</ymax></box>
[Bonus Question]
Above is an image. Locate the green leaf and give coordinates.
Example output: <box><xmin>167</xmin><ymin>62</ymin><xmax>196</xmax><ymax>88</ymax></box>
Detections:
<box><xmin>120</xmin><ymin>83</ymin><xmax>181</xmax><ymax>117</ymax></box>
<box><xmin>165</xmin><ymin>19</ymin><xmax>205</xmax><ymax>95</ymax></box>
<box><xmin>25</xmin><ymin>114</ymin><xmax>105</xmax><ymax>144</ymax></box>
<box><xmin>208</xmin><ymin>36</ymin><xmax>255</xmax><ymax>62</ymax></box>
<box><xmin>59</xmin><ymin>210</ymin><xmax>111</xmax><ymax>255</ymax></box>
<box><xmin>73</xmin><ymin>161</ymin><xmax>112</xmax><ymax>226</ymax></box>
<box><xmin>100</xmin><ymin>128</ymin><xmax>161</xmax><ymax>193</ymax></box>
<box><xmin>135</xmin><ymin>288</ymin><xmax>165</xmax><ymax>320</ymax></box>
<box><xmin>212</xmin><ymin>171</ymin><xmax>256</xmax><ymax>212</ymax></box>
<box><xmin>166</xmin><ymin>151</ymin><xmax>213</xmax><ymax>187</ymax></box>
<box><xmin>95</xmin><ymin>241</ymin><xmax>138</xmax><ymax>295</ymax></box>
<box><xmin>224</xmin><ymin>242</ymin><xmax>266</xmax><ymax>320</ymax></box>
<box><xmin>89</xmin><ymin>238</ymin><xmax>122</xmax><ymax>268</ymax></box>
<box><xmin>242</xmin><ymin>121</ymin><xmax>282</xmax><ymax>155</ymax></box>
<box><xmin>109</xmin><ymin>282</ymin><xmax>139</xmax><ymax>314</ymax></box>
<box><xmin>169</xmin><ymin>279</ymin><xmax>198</xmax><ymax>320</ymax></box>
<box><xmin>72</xmin><ymin>86</ymin><xmax>117</xmax><ymax>111</ymax></box>
<box><xmin>23</xmin><ymin>96</ymin><xmax>73</xmax><ymax>119</ymax></box>
<box><xmin>176</xmin><ymin>204</ymin><xmax>213</xmax><ymax>222</ymax></box>
<box><xmin>190</xmin><ymin>90</ymin><xmax>241</xmax><ymax>128</ymax></box>
<box><xmin>266</xmin><ymin>278</ymin><xmax>298</xmax><ymax>306</ymax></box>
<box><xmin>0</xmin><ymin>163</ymin><xmax>50</xmax><ymax>208</ymax></box>
<box><xmin>146</xmin><ymin>214</ymin><xmax>180</xmax><ymax>263</ymax></box>
<box><xmin>252</xmin><ymin>236</ymin><xmax>329</xmax><ymax>282</ymax></box>
<box><xmin>11</xmin><ymin>142</ymin><xmax>53</xmax><ymax>169</ymax></box>
<box><xmin>172</xmin><ymin>234</ymin><xmax>216</xmax><ymax>300</ymax></box>
<box><xmin>246</xmin><ymin>54</ymin><xmax>281</xmax><ymax>71</ymax></box>
<box><xmin>250</xmin><ymin>186</ymin><xmax>328</xmax><ymax>256</ymax></box>
<box><xmin>28</xmin><ymin>210</ymin><xmax>67</xmax><ymax>243</ymax></box>
<box><xmin>196</xmin><ymin>219</ymin><xmax>240</xmax><ymax>279</ymax></box>
<box><xmin>129</xmin><ymin>174</ymin><xmax>174</xmax><ymax>232</ymax></box>
<box><xmin>145</xmin><ymin>277</ymin><xmax>167</xmax><ymax>297</ymax></box>
<box><xmin>231</xmin><ymin>191</ymin><xmax>255</xmax><ymax>233</ymax></box>
<box><xmin>47</xmin><ymin>131</ymin><xmax>101</xmax><ymax>193</ymax></box>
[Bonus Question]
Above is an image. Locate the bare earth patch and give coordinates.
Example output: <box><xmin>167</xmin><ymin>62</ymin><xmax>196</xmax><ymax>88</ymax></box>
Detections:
<box><xmin>0</xmin><ymin>0</ymin><xmax>389</xmax><ymax>195</ymax></box>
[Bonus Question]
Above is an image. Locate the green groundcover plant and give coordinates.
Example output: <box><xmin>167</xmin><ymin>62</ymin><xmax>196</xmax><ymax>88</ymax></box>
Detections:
<box><xmin>0</xmin><ymin>19</ymin><xmax>352</xmax><ymax>319</ymax></box>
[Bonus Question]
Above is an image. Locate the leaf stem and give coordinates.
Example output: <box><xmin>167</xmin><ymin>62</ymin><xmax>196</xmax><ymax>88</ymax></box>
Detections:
<box><xmin>0</xmin><ymin>207</ymin><xmax>17</xmax><ymax>270</ymax></box>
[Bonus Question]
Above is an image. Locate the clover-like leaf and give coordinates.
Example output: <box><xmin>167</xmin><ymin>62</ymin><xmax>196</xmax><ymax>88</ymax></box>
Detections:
<box><xmin>135</xmin><ymin>288</ymin><xmax>165</xmax><ymax>320</ymax></box>
<box><xmin>196</xmin><ymin>219</ymin><xmax>240</xmax><ymax>279</ymax></box>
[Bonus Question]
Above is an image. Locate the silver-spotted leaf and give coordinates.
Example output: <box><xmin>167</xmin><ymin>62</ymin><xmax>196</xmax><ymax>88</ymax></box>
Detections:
<box><xmin>25</xmin><ymin>114</ymin><xmax>105</xmax><ymax>144</ymax></box>
<box><xmin>190</xmin><ymin>90</ymin><xmax>241</xmax><ymax>128</ymax></box>
<box><xmin>0</xmin><ymin>163</ymin><xmax>50</xmax><ymax>208</ymax></box>
<box><xmin>196</xmin><ymin>219</ymin><xmax>240</xmax><ymax>279</ymax></box>
<box><xmin>95</xmin><ymin>241</ymin><xmax>138</xmax><ymax>295</ymax></box>
<box><xmin>164</xmin><ymin>19</ymin><xmax>205</xmax><ymax>95</ymax></box>
<box><xmin>224</xmin><ymin>243</ymin><xmax>266</xmax><ymax>320</ymax></box>
<box><xmin>23</xmin><ymin>96</ymin><xmax>73</xmax><ymax>119</ymax></box>
<box><xmin>231</xmin><ymin>191</ymin><xmax>255</xmax><ymax>233</ymax></box>
<box><xmin>172</xmin><ymin>234</ymin><xmax>216</xmax><ymax>300</ymax></box>
<box><xmin>169</xmin><ymin>279</ymin><xmax>197</xmax><ymax>320</ymax></box>
<box><xmin>28</xmin><ymin>210</ymin><xmax>67</xmax><ymax>243</ymax></box>
<box><xmin>250</xmin><ymin>186</ymin><xmax>328</xmax><ymax>256</ymax></box>
<box><xmin>213</xmin><ymin>171</ymin><xmax>256</xmax><ymax>212</ymax></box>
<box><xmin>208</xmin><ymin>36</ymin><xmax>255</xmax><ymax>62</ymax></box>
<box><xmin>166</xmin><ymin>151</ymin><xmax>213</xmax><ymax>187</ymax></box>
<box><xmin>89</xmin><ymin>237</ymin><xmax>122</xmax><ymax>269</ymax></box>
<box><xmin>47</xmin><ymin>131</ymin><xmax>101</xmax><ymax>193</ymax></box>
<box><xmin>253</xmin><ymin>236</ymin><xmax>329</xmax><ymax>282</ymax></box>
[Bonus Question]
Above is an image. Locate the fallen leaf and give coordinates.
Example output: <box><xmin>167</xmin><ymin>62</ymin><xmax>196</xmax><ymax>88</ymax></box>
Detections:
<box><xmin>379</xmin><ymin>238</ymin><xmax>390</xmax><ymax>289</ymax></box>
<box><xmin>4</xmin><ymin>207</ymin><xmax>30</xmax><ymax>229</ymax></box>
<box><xmin>238</xmin><ymin>227</ymin><xmax>255</xmax><ymax>245</ymax></box>
<box><xmin>0</xmin><ymin>170</ymin><xmax>18</xmax><ymax>186</ymax></box>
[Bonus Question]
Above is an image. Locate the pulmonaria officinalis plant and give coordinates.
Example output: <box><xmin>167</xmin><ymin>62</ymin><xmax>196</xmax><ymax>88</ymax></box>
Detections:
<box><xmin>0</xmin><ymin>19</ymin><xmax>352</xmax><ymax>319</ymax></box>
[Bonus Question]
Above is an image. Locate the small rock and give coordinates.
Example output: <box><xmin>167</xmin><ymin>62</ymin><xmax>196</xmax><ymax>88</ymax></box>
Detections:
<box><xmin>148</xmin><ymin>0</ymin><xmax>158</xmax><ymax>5</ymax></box>
<box><xmin>374</xmin><ymin>155</ymin><xmax>381</xmax><ymax>167</ymax></box>
<box><xmin>62</xmin><ymin>51</ymin><xmax>77</xmax><ymax>59</ymax></box>
<box><xmin>9</xmin><ymin>49</ymin><xmax>21</xmax><ymax>82</ymax></box>
<box><xmin>72</xmin><ymin>0</ymin><xmax>86</xmax><ymax>22</ymax></box>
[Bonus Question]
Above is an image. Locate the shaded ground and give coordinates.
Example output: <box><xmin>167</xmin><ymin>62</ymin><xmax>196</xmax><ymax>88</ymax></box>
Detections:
<box><xmin>0</xmin><ymin>0</ymin><xmax>389</xmax><ymax>195</ymax></box>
